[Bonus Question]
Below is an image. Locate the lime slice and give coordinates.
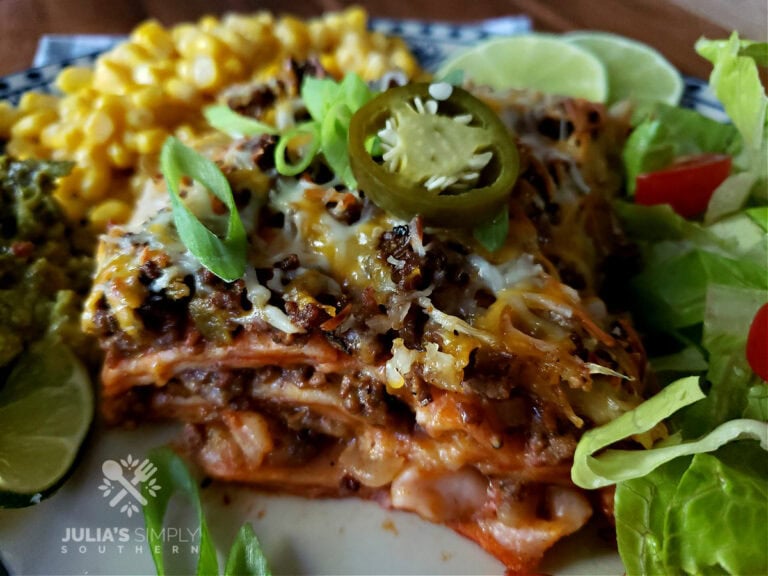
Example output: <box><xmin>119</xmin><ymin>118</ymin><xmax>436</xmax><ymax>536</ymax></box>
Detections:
<box><xmin>0</xmin><ymin>339</ymin><xmax>93</xmax><ymax>505</ymax></box>
<box><xmin>565</xmin><ymin>31</ymin><xmax>684</xmax><ymax>105</ymax></box>
<box><xmin>436</xmin><ymin>34</ymin><xmax>608</xmax><ymax>102</ymax></box>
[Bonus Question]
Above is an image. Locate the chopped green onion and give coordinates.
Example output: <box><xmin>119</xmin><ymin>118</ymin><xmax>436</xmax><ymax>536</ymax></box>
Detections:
<box><xmin>301</xmin><ymin>76</ymin><xmax>344</xmax><ymax>123</ymax></box>
<box><xmin>142</xmin><ymin>447</ymin><xmax>218</xmax><ymax>576</ymax></box>
<box><xmin>203</xmin><ymin>105</ymin><xmax>278</xmax><ymax>137</ymax></box>
<box><xmin>321</xmin><ymin>102</ymin><xmax>356</xmax><ymax>188</ymax></box>
<box><xmin>142</xmin><ymin>447</ymin><xmax>272</xmax><ymax>576</ymax></box>
<box><xmin>160</xmin><ymin>137</ymin><xmax>247</xmax><ymax>282</ymax></box>
<box><xmin>364</xmin><ymin>135</ymin><xmax>383</xmax><ymax>156</ymax></box>
<box><xmin>473</xmin><ymin>205</ymin><xmax>510</xmax><ymax>252</ymax></box>
<box><xmin>274</xmin><ymin>122</ymin><xmax>321</xmax><ymax>176</ymax></box>
<box><xmin>203</xmin><ymin>74</ymin><xmax>375</xmax><ymax>188</ymax></box>
<box><xmin>224</xmin><ymin>523</ymin><xmax>272</xmax><ymax>576</ymax></box>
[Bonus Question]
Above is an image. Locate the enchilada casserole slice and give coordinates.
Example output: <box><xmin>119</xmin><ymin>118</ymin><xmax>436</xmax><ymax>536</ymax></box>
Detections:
<box><xmin>83</xmin><ymin>70</ymin><xmax>648</xmax><ymax>573</ymax></box>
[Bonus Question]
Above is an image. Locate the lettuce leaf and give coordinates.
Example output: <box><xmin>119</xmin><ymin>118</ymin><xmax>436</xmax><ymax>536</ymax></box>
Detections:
<box><xmin>696</xmin><ymin>35</ymin><xmax>767</xmax><ymax>168</ymax></box>
<box><xmin>697</xmin><ymin>34</ymin><xmax>768</xmax><ymax>216</ymax></box>
<box><xmin>680</xmin><ymin>284</ymin><xmax>767</xmax><ymax>435</ymax></box>
<box><xmin>664</xmin><ymin>445</ymin><xmax>768</xmax><ymax>575</ymax></box>
<box><xmin>744</xmin><ymin>383</ymin><xmax>768</xmax><ymax>420</ymax></box>
<box><xmin>629</xmin><ymin>245</ymin><xmax>766</xmax><ymax>331</ymax></box>
<box><xmin>571</xmin><ymin>376</ymin><xmax>768</xmax><ymax>490</ymax></box>
<box><xmin>616</xmin><ymin>443</ymin><xmax>768</xmax><ymax>576</ymax></box>
<box><xmin>615</xmin><ymin>456</ymin><xmax>691</xmax><ymax>576</ymax></box>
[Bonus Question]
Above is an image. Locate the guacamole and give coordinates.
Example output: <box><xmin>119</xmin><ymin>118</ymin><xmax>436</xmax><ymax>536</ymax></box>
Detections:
<box><xmin>0</xmin><ymin>156</ymin><xmax>95</xmax><ymax>372</ymax></box>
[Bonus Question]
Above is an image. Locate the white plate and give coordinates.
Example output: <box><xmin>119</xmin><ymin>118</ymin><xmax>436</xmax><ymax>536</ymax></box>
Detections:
<box><xmin>0</xmin><ymin>423</ymin><xmax>624</xmax><ymax>575</ymax></box>
<box><xmin>0</xmin><ymin>16</ymin><xmax>723</xmax><ymax>576</ymax></box>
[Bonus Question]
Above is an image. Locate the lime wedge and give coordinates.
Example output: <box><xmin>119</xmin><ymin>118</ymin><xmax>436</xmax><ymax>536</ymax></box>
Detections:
<box><xmin>0</xmin><ymin>339</ymin><xmax>93</xmax><ymax>505</ymax></box>
<box><xmin>436</xmin><ymin>34</ymin><xmax>608</xmax><ymax>102</ymax></box>
<box><xmin>565</xmin><ymin>31</ymin><xmax>684</xmax><ymax>105</ymax></box>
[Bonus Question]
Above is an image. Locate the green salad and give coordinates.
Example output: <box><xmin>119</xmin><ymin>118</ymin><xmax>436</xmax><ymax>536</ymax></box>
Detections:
<box><xmin>570</xmin><ymin>33</ymin><xmax>768</xmax><ymax>575</ymax></box>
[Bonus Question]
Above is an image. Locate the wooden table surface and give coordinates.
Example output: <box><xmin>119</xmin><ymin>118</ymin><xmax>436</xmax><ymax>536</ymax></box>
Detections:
<box><xmin>0</xmin><ymin>0</ymin><xmax>766</xmax><ymax>78</ymax></box>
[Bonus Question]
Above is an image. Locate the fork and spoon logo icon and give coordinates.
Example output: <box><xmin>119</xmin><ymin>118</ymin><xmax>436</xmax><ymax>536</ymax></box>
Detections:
<box><xmin>97</xmin><ymin>455</ymin><xmax>161</xmax><ymax>517</ymax></box>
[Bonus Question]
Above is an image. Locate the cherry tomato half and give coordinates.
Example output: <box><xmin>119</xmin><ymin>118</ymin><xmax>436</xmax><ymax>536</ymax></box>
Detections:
<box><xmin>635</xmin><ymin>153</ymin><xmax>732</xmax><ymax>219</ymax></box>
<box><xmin>747</xmin><ymin>303</ymin><xmax>768</xmax><ymax>382</ymax></box>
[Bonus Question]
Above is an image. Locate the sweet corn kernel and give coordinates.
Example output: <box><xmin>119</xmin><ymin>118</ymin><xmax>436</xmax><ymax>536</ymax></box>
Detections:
<box><xmin>0</xmin><ymin>102</ymin><xmax>21</xmax><ymax>138</ymax></box>
<box><xmin>73</xmin><ymin>144</ymin><xmax>109</xmax><ymax>169</ymax></box>
<box><xmin>84</xmin><ymin>110</ymin><xmax>115</xmax><ymax>145</ymax></box>
<box><xmin>58</xmin><ymin>94</ymin><xmax>89</xmax><ymax>124</ymax></box>
<box><xmin>93</xmin><ymin>94</ymin><xmax>125</xmax><ymax>122</ymax></box>
<box><xmin>79</xmin><ymin>163</ymin><xmax>111</xmax><ymax>201</ymax></box>
<box><xmin>40</xmin><ymin>122</ymin><xmax>80</xmax><ymax>150</ymax></box>
<box><xmin>370</xmin><ymin>32</ymin><xmax>388</xmax><ymax>52</ymax></box>
<box><xmin>130</xmin><ymin>86</ymin><xmax>164</xmax><ymax>110</ymax></box>
<box><xmin>276</xmin><ymin>16</ymin><xmax>310</xmax><ymax>57</ymax></box>
<box><xmin>10</xmin><ymin>109</ymin><xmax>59</xmax><ymax>140</ymax></box>
<box><xmin>164</xmin><ymin>78</ymin><xmax>198</xmax><ymax>103</ymax></box>
<box><xmin>18</xmin><ymin>92</ymin><xmax>60</xmax><ymax>113</ymax></box>
<box><xmin>93</xmin><ymin>59</ymin><xmax>133</xmax><ymax>95</ymax></box>
<box><xmin>109</xmin><ymin>43</ymin><xmax>153</xmax><ymax>67</ymax></box>
<box><xmin>392</xmin><ymin>49</ymin><xmax>418</xmax><ymax>76</ymax></box>
<box><xmin>6</xmin><ymin>138</ymin><xmax>48</xmax><ymax>160</ymax></box>
<box><xmin>222</xmin><ymin>57</ymin><xmax>244</xmax><ymax>80</ymax></box>
<box><xmin>172</xmin><ymin>24</ymin><xmax>199</xmax><ymax>56</ymax></box>
<box><xmin>131</xmin><ymin>20</ymin><xmax>175</xmax><ymax>59</ymax></box>
<box><xmin>89</xmin><ymin>199</ymin><xmax>133</xmax><ymax>228</ymax></box>
<box><xmin>193</xmin><ymin>32</ymin><xmax>229</xmax><ymax>59</ymax></box>
<box><xmin>342</xmin><ymin>6</ymin><xmax>367</xmax><ymax>31</ymax></box>
<box><xmin>55</xmin><ymin>186</ymin><xmax>87</xmax><ymax>221</ymax></box>
<box><xmin>56</xmin><ymin>67</ymin><xmax>94</xmax><ymax>94</ymax></box>
<box><xmin>335</xmin><ymin>47</ymin><xmax>362</xmax><ymax>73</ymax></box>
<box><xmin>55</xmin><ymin>167</ymin><xmax>83</xmax><ymax>196</ymax></box>
<box><xmin>319</xmin><ymin>54</ymin><xmax>341</xmax><ymax>78</ymax></box>
<box><xmin>174</xmin><ymin>123</ymin><xmax>198</xmax><ymax>144</ymax></box>
<box><xmin>363</xmin><ymin>53</ymin><xmax>387</xmax><ymax>81</ymax></box>
<box><xmin>323</xmin><ymin>12</ymin><xmax>344</xmax><ymax>34</ymax></box>
<box><xmin>54</xmin><ymin>170</ymin><xmax>87</xmax><ymax>220</ymax></box>
<box><xmin>224</xmin><ymin>14</ymin><xmax>274</xmax><ymax>45</ymax></box>
<box><xmin>132</xmin><ymin>63</ymin><xmax>160</xmax><ymax>87</ymax></box>
<box><xmin>107</xmin><ymin>141</ymin><xmax>136</xmax><ymax>169</ymax></box>
<box><xmin>198</xmin><ymin>15</ymin><xmax>220</xmax><ymax>33</ymax></box>
<box><xmin>214</xmin><ymin>28</ymin><xmax>252</xmax><ymax>59</ymax></box>
<box><xmin>125</xmin><ymin>107</ymin><xmax>154</xmax><ymax>130</ymax></box>
<box><xmin>134</xmin><ymin>128</ymin><xmax>168</xmax><ymax>154</ymax></box>
<box><xmin>175</xmin><ymin>59</ymin><xmax>194</xmax><ymax>82</ymax></box>
<box><xmin>189</xmin><ymin>55</ymin><xmax>222</xmax><ymax>90</ymax></box>
<box><xmin>308</xmin><ymin>21</ymin><xmax>332</xmax><ymax>51</ymax></box>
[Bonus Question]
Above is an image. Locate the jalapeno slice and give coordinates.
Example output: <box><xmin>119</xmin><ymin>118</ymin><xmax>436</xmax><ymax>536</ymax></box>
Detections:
<box><xmin>348</xmin><ymin>82</ymin><xmax>519</xmax><ymax>227</ymax></box>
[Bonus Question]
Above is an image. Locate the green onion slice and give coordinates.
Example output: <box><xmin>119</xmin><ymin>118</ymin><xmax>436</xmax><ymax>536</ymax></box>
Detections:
<box><xmin>160</xmin><ymin>136</ymin><xmax>247</xmax><ymax>282</ymax></box>
<box><xmin>274</xmin><ymin>122</ymin><xmax>321</xmax><ymax>176</ymax></box>
<box><xmin>203</xmin><ymin>105</ymin><xmax>278</xmax><ymax>137</ymax></box>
